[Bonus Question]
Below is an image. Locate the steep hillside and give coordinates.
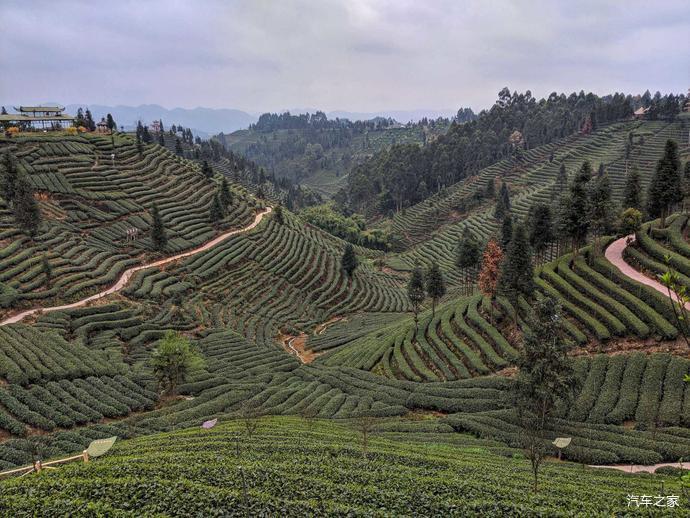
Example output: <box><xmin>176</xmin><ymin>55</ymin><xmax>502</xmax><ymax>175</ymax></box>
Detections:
<box><xmin>0</xmin><ymin>124</ymin><xmax>689</xmax><ymax>505</ymax></box>
<box><xmin>221</xmin><ymin>113</ymin><xmax>450</xmax><ymax>197</ymax></box>
<box><xmin>0</xmin><ymin>133</ymin><xmax>258</xmax><ymax>314</ymax></box>
<box><xmin>388</xmin><ymin>118</ymin><xmax>689</xmax><ymax>276</ymax></box>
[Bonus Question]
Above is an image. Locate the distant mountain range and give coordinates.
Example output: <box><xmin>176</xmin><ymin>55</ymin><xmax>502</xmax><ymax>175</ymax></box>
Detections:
<box><xmin>1</xmin><ymin>102</ymin><xmax>461</xmax><ymax>137</ymax></box>
<box><xmin>62</xmin><ymin>104</ymin><xmax>257</xmax><ymax>138</ymax></box>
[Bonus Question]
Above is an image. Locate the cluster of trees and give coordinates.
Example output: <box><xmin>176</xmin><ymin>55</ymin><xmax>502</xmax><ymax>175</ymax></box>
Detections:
<box><xmin>209</xmin><ymin>178</ymin><xmax>234</xmax><ymax>224</ymax></box>
<box><xmin>1</xmin><ymin>152</ymin><xmax>41</xmax><ymax>235</ymax></box>
<box><xmin>406</xmin><ymin>262</ymin><xmax>447</xmax><ymax>329</ymax></box>
<box><xmin>340</xmin><ymin>88</ymin><xmax>682</xmax><ymax>216</ymax></box>
<box><xmin>200</xmin><ymin>138</ymin><xmax>321</xmax><ymax>211</ymax></box>
<box><xmin>73</xmin><ymin>109</ymin><xmax>116</xmax><ymax>132</ymax></box>
<box><xmin>151</xmin><ymin>331</ymin><xmax>204</xmax><ymax>396</ymax></box>
<box><xmin>251</xmin><ymin>111</ymin><xmax>397</xmax><ymax>132</ymax></box>
<box><xmin>74</xmin><ymin>108</ymin><xmax>97</xmax><ymax>131</ymax></box>
<box><xmin>635</xmin><ymin>90</ymin><xmax>686</xmax><ymax>121</ymax></box>
<box><xmin>300</xmin><ymin>203</ymin><xmax>388</xmax><ymax>250</ymax></box>
<box><xmin>226</xmin><ymin>111</ymin><xmax>460</xmax><ymax>184</ymax></box>
<box><xmin>455</xmin><ymin>139</ymin><xmax>689</xmax><ymax>319</ymax></box>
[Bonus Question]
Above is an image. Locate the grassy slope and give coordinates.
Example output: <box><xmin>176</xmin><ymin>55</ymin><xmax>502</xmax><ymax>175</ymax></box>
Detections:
<box><xmin>1</xmin><ymin>416</ymin><xmax>687</xmax><ymax>516</ymax></box>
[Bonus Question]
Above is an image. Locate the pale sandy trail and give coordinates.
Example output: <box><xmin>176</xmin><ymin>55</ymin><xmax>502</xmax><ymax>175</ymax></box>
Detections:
<box><xmin>0</xmin><ymin>207</ymin><xmax>271</xmax><ymax>326</ymax></box>
<box><xmin>589</xmin><ymin>461</ymin><xmax>686</xmax><ymax>474</ymax></box>
<box><xmin>604</xmin><ymin>234</ymin><xmax>690</xmax><ymax>309</ymax></box>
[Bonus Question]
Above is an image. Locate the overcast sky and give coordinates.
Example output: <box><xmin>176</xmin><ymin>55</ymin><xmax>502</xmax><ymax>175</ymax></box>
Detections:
<box><xmin>1</xmin><ymin>0</ymin><xmax>688</xmax><ymax>113</ymax></box>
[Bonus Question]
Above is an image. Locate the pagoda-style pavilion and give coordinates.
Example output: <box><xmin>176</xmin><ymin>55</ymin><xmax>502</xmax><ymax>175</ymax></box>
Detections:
<box><xmin>0</xmin><ymin>105</ymin><xmax>76</xmax><ymax>130</ymax></box>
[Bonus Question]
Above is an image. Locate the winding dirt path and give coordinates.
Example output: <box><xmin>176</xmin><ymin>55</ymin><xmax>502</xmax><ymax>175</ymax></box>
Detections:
<box><xmin>590</xmin><ymin>460</ymin><xmax>686</xmax><ymax>474</ymax></box>
<box><xmin>0</xmin><ymin>207</ymin><xmax>271</xmax><ymax>326</ymax></box>
<box><xmin>604</xmin><ymin>235</ymin><xmax>690</xmax><ymax>309</ymax></box>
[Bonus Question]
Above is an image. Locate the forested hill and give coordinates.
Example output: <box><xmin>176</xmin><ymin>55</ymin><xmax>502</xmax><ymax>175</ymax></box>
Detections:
<box><xmin>218</xmin><ymin>110</ymin><xmax>469</xmax><ymax>197</ymax></box>
<box><xmin>341</xmin><ymin>89</ymin><xmax>686</xmax><ymax>217</ymax></box>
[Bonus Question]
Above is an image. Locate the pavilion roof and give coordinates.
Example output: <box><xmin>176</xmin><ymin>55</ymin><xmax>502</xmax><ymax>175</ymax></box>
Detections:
<box><xmin>0</xmin><ymin>114</ymin><xmax>75</xmax><ymax>122</ymax></box>
<box><xmin>15</xmin><ymin>106</ymin><xmax>65</xmax><ymax>113</ymax></box>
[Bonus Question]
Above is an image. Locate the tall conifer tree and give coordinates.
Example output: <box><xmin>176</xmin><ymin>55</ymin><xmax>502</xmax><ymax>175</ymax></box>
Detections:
<box><xmin>425</xmin><ymin>262</ymin><xmax>446</xmax><ymax>317</ymax></box>
<box><xmin>647</xmin><ymin>140</ymin><xmax>682</xmax><ymax>226</ymax></box>
<box><xmin>150</xmin><ymin>204</ymin><xmax>167</xmax><ymax>250</ymax></box>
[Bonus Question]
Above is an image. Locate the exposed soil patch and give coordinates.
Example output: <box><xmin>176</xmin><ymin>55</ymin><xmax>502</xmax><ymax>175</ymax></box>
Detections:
<box><xmin>382</xmin><ymin>266</ymin><xmax>408</xmax><ymax>277</ymax></box>
<box><xmin>278</xmin><ymin>331</ymin><xmax>322</xmax><ymax>364</ymax></box>
<box><xmin>314</xmin><ymin>316</ymin><xmax>346</xmax><ymax>335</ymax></box>
<box><xmin>493</xmin><ymin>366</ymin><xmax>518</xmax><ymax>378</ymax></box>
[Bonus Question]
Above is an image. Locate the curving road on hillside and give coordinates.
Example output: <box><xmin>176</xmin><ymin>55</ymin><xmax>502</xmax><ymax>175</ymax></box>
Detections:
<box><xmin>0</xmin><ymin>207</ymin><xmax>272</xmax><ymax>326</ymax></box>
<box><xmin>604</xmin><ymin>234</ymin><xmax>690</xmax><ymax>309</ymax></box>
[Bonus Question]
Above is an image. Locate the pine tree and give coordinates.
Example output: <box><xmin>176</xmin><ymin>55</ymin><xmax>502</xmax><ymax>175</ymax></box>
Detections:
<box><xmin>341</xmin><ymin>243</ymin><xmax>358</xmax><ymax>277</ymax></box>
<box><xmin>485</xmin><ymin>177</ymin><xmax>495</xmax><ymax>199</ymax></box>
<box><xmin>515</xmin><ymin>296</ymin><xmax>576</xmax><ymax>492</ymax></box>
<box><xmin>589</xmin><ymin>171</ymin><xmax>614</xmax><ymax>255</ymax></box>
<box><xmin>41</xmin><ymin>255</ymin><xmax>52</xmax><ymax>288</ymax></box>
<box><xmin>274</xmin><ymin>204</ymin><xmax>284</xmax><ymax>225</ymax></box>
<box><xmin>202</xmin><ymin>160</ymin><xmax>213</xmax><ymax>179</ymax></box>
<box><xmin>106</xmin><ymin>113</ymin><xmax>116</xmax><ymax>131</ymax></box>
<box><xmin>84</xmin><ymin>109</ymin><xmax>96</xmax><ymax>131</ymax></box>
<box><xmin>142</xmin><ymin>126</ymin><xmax>152</xmax><ymax>144</ymax></box>
<box><xmin>552</xmin><ymin>163</ymin><xmax>568</xmax><ymax>201</ymax></box>
<box><xmin>219</xmin><ymin>177</ymin><xmax>232</xmax><ymax>210</ymax></box>
<box><xmin>1</xmin><ymin>152</ymin><xmax>19</xmax><ymax>204</ymax></box>
<box><xmin>150</xmin><ymin>204</ymin><xmax>167</xmax><ymax>251</ymax></box>
<box><xmin>623</xmin><ymin>165</ymin><xmax>642</xmax><ymax>211</ymax></box>
<box><xmin>647</xmin><ymin>140</ymin><xmax>682</xmax><ymax>226</ymax></box>
<box><xmin>158</xmin><ymin>132</ymin><xmax>165</xmax><ymax>147</ymax></box>
<box><xmin>683</xmin><ymin>161</ymin><xmax>690</xmax><ymax>213</ymax></box>
<box><xmin>498</xmin><ymin>223</ymin><xmax>533</xmax><ymax>321</ymax></box>
<box><xmin>13</xmin><ymin>177</ymin><xmax>40</xmax><ymax>236</ymax></box>
<box><xmin>425</xmin><ymin>262</ymin><xmax>446</xmax><ymax>317</ymax></box>
<box><xmin>478</xmin><ymin>239</ymin><xmax>503</xmax><ymax>307</ymax></box>
<box><xmin>455</xmin><ymin>226</ymin><xmax>481</xmax><ymax>295</ymax></box>
<box><xmin>559</xmin><ymin>160</ymin><xmax>592</xmax><ymax>256</ymax></box>
<box><xmin>407</xmin><ymin>265</ymin><xmax>426</xmax><ymax>332</ymax></box>
<box><xmin>75</xmin><ymin>107</ymin><xmax>85</xmax><ymax>128</ymax></box>
<box><xmin>527</xmin><ymin>203</ymin><xmax>553</xmax><ymax>263</ymax></box>
<box><xmin>174</xmin><ymin>138</ymin><xmax>184</xmax><ymax>156</ymax></box>
<box><xmin>209</xmin><ymin>194</ymin><xmax>223</xmax><ymax>223</ymax></box>
<box><xmin>493</xmin><ymin>182</ymin><xmax>511</xmax><ymax>220</ymax></box>
<box><xmin>500</xmin><ymin>214</ymin><xmax>513</xmax><ymax>249</ymax></box>
<box><xmin>136</xmin><ymin>132</ymin><xmax>144</xmax><ymax>157</ymax></box>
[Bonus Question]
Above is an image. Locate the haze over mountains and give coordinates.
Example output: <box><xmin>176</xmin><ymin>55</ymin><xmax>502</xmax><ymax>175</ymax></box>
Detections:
<box><xmin>67</xmin><ymin>105</ymin><xmax>460</xmax><ymax>135</ymax></box>
<box><xmin>1</xmin><ymin>102</ymin><xmax>460</xmax><ymax>136</ymax></box>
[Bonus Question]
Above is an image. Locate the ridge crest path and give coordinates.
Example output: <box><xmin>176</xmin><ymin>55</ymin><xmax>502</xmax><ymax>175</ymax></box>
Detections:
<box><xmin>604</xmin><ymin>234</ymin><xmax>690</xmax><ymax>309</ymax></box>
<box><xmin>0</xmin><ymin>207</ymin><xmax>272</xmax><ymax>326</ymax></box>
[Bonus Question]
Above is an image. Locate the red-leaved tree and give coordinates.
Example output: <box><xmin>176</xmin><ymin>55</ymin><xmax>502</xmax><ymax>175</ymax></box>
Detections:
<box><xmin>478</xmin><ymin>239</ymin><xmax>503</xmax><ymax>320</ymax></box>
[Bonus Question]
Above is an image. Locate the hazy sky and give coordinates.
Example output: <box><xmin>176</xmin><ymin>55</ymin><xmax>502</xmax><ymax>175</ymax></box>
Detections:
<box><xmin>1</xmin><ymin>0</ymin><xmax>688</xmax><ymax>113</ymax></box>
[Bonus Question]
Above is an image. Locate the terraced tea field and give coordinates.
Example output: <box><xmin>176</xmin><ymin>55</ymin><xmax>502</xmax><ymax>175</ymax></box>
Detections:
<box><xmin>0</xmin><ymin>133</ymin><xmax>257</xmax><ymax>313</ymax></box>
<box><xmin>387</xmin><ymin>118</ymin><xmax>689</xmax><ymax>278</ymax></box>
<box><xmin>1</xmin><ymin>417</ymin><xmax>687</xmax><ymax>516</ymax></box>
<box><xmin>1</xmin><ymin>122</ymin><xmax>689</xmax><ymax>511</ymax></box>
